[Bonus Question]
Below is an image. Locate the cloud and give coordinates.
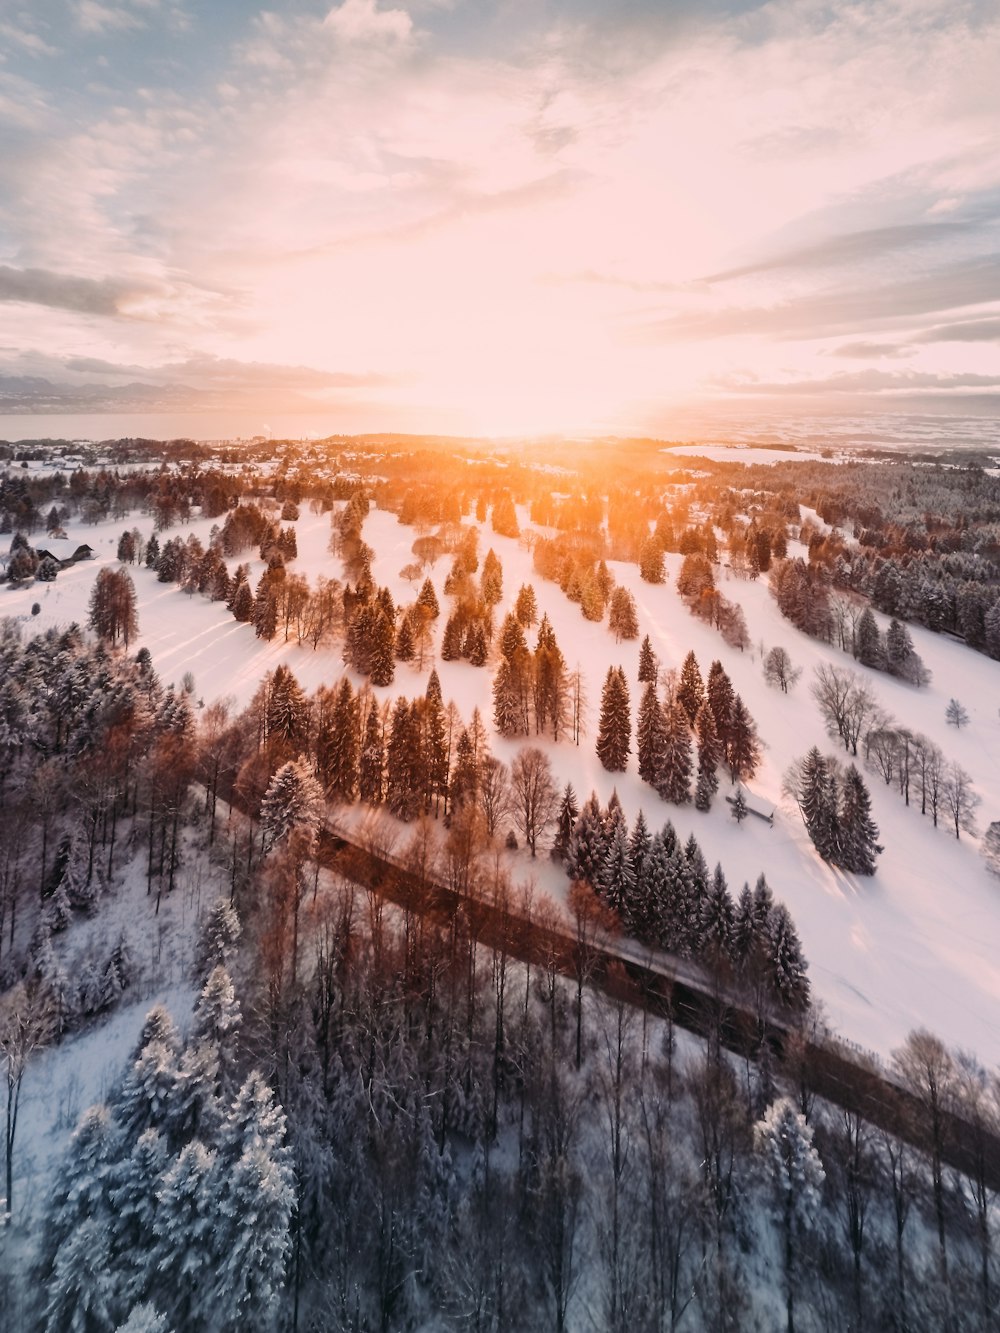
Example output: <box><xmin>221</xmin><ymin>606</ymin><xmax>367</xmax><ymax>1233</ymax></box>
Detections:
<box><xmin>912</xmin><ymin>317</ymin><xmax>1000</xmax><ymax>343</ymax></box>
<box><xmin>635</xmin><ymin>257</ymin><xmax>1000</xmax><ymax>343</ymax></box>
<box><xmin>830</xmin><ymin>341</ymin><xmax>911</xmax><ymax>359</ymax></box>
<box><xmin>323</xmin><ymin>0</ymin><xmax>413</xmax><ymax>45</ymax></box>
<box><xmin>0</xmin><ymin>351</ymin><xmax>400</xmax><ymax>413</ymax></box>
<box><xmin>713</xmin><ymin>368</ymin><xmax>1000</xmax><ymax>396</ymax></box>
<box><xmin>701</xmin><ymin>222</ymin><xmax>975</xmax><ymax>285</ymax></box>
<box><xmin>0</xmin><ymin>266</ymin><xmax>152</xmax><ymax>316</ymax></box>
<box><xmin>74</xmin><ymin>2</ymin><xmax>144</xmax><ymax>34</ymax></box>
<box><xmin>0</xmin><ymin>21</ymin><xmax>57</xmax><ymax>57</ymax></box>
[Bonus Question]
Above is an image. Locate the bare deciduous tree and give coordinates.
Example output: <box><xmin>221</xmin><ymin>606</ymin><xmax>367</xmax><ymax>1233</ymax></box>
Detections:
<box><xmin>763</xmin><ymin>646</ymin><xmax>801</xmax><ymax>693</ymax></box>
<box><xmin>508</xmin><ymin>747</ymin><xmax>559</xmax><ymax>857</ymax></box>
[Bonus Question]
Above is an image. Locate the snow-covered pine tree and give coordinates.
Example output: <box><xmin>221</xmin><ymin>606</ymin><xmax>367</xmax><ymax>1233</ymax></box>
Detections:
<box><xmin>731</xmin><ymin>881</ymin><xmax>755</xmax><ymax>975</ymax></box>
<box><xmin>325</xmin><ymin>676</ymin><xmax>361</xmax><ymax>802</ymax></box>
<box><xmin>694</xmin><ymin>699</ymin><xmax>721</xmax><ymax>811</ymax></box>
<box><xmin>884</xmin><ymin>618</ymin><xmax>928</xmax><ymax>685</ymax></box>
<box><xmin>194</xmin><ymin>899</ymin><xmax>242</xmax><ymax>984</ymax></box>
<box><xmin>108</xmin><ymin>1128</ymin><xmax>168</xmax><ymax>1309</ymax></box>
<box><xmin>553</xmin><ymin>783</ymin><xmax>579</xmax><ymax>860</ymax></box>
<box><xmin>565</xmin><ymin>792</ymin><xmax>608</xmax><ymax>889</ymax></box>
<box><xmin>368</xmin><ymin>608</ymin><xmax>396</xmax><ymax>687</ymax></box>
<box><xmin>601</xmin><ymin>820</ymin><xmax>635</xmax><ymax>921</ymax></box>
<box><xmin>706</xmin><ymin>660</ymin><xmax>735</xmax><ymax>755</ymax></box>
<box><xmin>358</xmin><ymin>704</ymin><xmax>385</xmax><ymax>804</ymax></box>
<box><xmin>797</xmin><ymin>748</ymin><xmax>841</xmax><ymax>862</ymax></box>
<box><xmin>726</xmin><ymin>694</ymin><xmax>761</xmax><ymax>783</ymax></box>
<box><xmin>441</xmin><ymin>612</ymin><xmax>463</xmax><ymax>661</ymax></box>
<box><xmin>731</xmin><ymin>787</ymin><xmax>748</xmax><ymax>825</ymax></box>
<box><xmin>699</xmin><ymin>863</ymin><xmax>734</xmax><ymax>970</ymax></box>
<box><xmin>385</xmin><ymin>699</ymin><xmax>423</xmax><ymax>821</ymax></box>
<box><xmin>417</xmin><ymin>577</ymin><xmax>440</xmax><ymax>619</ymax></box>
<box><xmin>114</xmin><ymin>1305</ymin><xmax>172</xmax><ymax>1333</ymax></box>
<box><xmin>515</xmin><ymin>583</ymin><xmax>538</xmax><ymax>626</ymax></box>
<box><xmin>676</xmin><ymin>650</ymin><xmax>705</xmax><ymax>726</ymax></box>
<box><xmin>637</xmin><ymin>634</ymin><xmax>658</xmax><ymax>684</ymax></box>
<box><xmin>655</xmin><ymin>699</ymin><xmax>692</xmax><ymax>804</ymax></box>
<box><xmin>492</xmin><ymin>657</ymin><xmax>523</xmax><ymax>739</ymax></box>
<box><xmin>837</xmin><ymin>764</ymin><xmax>882</xmax><ymax>874</ymax></box>
<box><xmin>768</xmin><ymin>903</ymin><xmax>810</xmax><ymax>1010</ymax></box>
<box><xmin>754</xmin><ymin>1098</ymin><xmax>825</xmax><ymax>1333</ymax></box>
<box><xmin>148</xmin><ymin>1140</ymin><xmax>219</xmax><ymax>1328</ymax></box>
<box><xmin>202</xmin><ymin>1072</ymin><xmax>294</xmax><ymax>1333</ymax></box>
<box><xmin>636</xmin><ymin>682</ymin><xmax>667</xmax><ymax>785</ymax></box>
<box><xmin>628</xmin><ymin>809</ymin><xmax>651</xmax><ymax>880</ymax></box>
<box><xmin>855</xmin><ymin>607</ymin><xmax>883</xmax><ymax>668</ymax></box>
<box><xmin>260</xmin><ymin>755</ymin><xmax>323</xmax><ymax>854</ymax></box>
<box><xmin>596</xmin><ymin>666</ymin><xmax>631</xmax><ymax>772</ymax></box>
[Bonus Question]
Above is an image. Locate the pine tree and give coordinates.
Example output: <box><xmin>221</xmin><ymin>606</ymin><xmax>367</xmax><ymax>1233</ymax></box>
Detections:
<box><xmin>837</xmin><ymin>764</ymin><xmax>882</xmax><ymax>874</ymax></box>
<box><xmin>260</xmin><ymin>756</ymin><xmax>323</xmax><ymax>853</ymax></box>
<box><xmin>601</xmin><ymin>820</ymin><xmax>634</xmax><ymax>920</ymax></box>
<box><xmin>608</xmin><ymin>587</ymin><xmax>639</xmax><ymax>642</ymax></box>
<box><xmin>731</xmin><ymin>882</ymin><xmax>756</xmax><ymax>974</ymax></box>
<box><xmin>492</xmin><ymin>657</ymin><xmax>523</xmax><ymax>738</ymax></box>
<box><xmin>358</xmin><ymin>704</ymin><xmax>385</xmax><ymax>804</ymax></box>
<box><xmin>706</xmin><ymin>660</ymin><xmax>735</xmax><ymax>755</ymax></box>
<box><xmin>636</xmin><ymin>683</ymin><xmax>667</xmax><ymax>785</ymax></box>
<box><xmin>422</xmin><ymin>675</ymin><xmax>449</xmax><ymax>812</ymax></box>
<box><xmin>194</xmin><ymin>901</ymin><xmax>244</xmax><ymax>986</ymax></box>
<box><xmin>150</xmin><ymin>1140</ymin><xmax>219</xmax><ymax>1329</ymax></box>
<box><xmin>499</xmin><ymin>612</ymin><xmax>527</xmax><ymax>662</ymax></box>
<box><xmin>655</xmin><ymin>699</ymin><xmax>692</xmax><ymax>804</ymax></box>
<box><xmin>553</xmin><ymin>783</ymin><xmax>579</xmax><ymax>860</ymax></box>
<box><xmin>230</xmin><ymin>581</ymin><xmax>254</xmax><ymax>624</ymax></box>
<box><xmin>694</xmin><ymin>700</ymin><xmax>721</xmax><ymax>811</ymax></box>
<box><xmin>639</xmin><ymin>536</ymin><xmax>665</xmax><ymax>583</ymax></box>
<box><xmin>467</xmin><ymin>622</ymin><xmax>488</xmax><ymax>667</ymax></box>
<box><xmin>369</xmin><ymin>609</ymin><xmax>396</xmax><ymax>686</ymax></box>
<box><xmin>769</xmin><ymin>904</ymin><xmax>810</xmax><ymax>1009</ymax></box>
<box><xmin>395</xmin><ymin>614</ymin><xmax>415</xmax><ymax>663</ymax></box>
<box><xmin>203</xmin><ymin>1072</ymin><xmax>294</xmax><ymax>1333</ymax></box>
<box><xmin>515</xmin><ymin>583</ymin><xmax>538</xmax><ymax>627</ymax></box>
<box><xmin>565</xmin><ymin>793</ymin><xmax>607</xmax><ymax>888</ymax></box>
<box><xmin>754</xmin><ymin>1098</ymin><xmax>825</xmax><ymax>1333</ymax></box>
<box><xmin>386</xmin><ymin>699</ymin><xmax>422</xmax><ymax>820</ymax></box>
<box><xmin>596</xmin><ymin>666</ymin><xmax>631</xmax><ymax>772</ymax></box>
<box><xmin>416</xmin><ymin>578</ymin><xmax>440</xmax><ymax>619</ymax></box>
<box><xmin>797</xmin><ymin>748</ymin><xmax>840</xmax><ymax>862</ymax></box>
<box><xmin>637</xmin><ymin>635</ymin><xmax>658</xmax><ymax>685</ymax></box>
<box><xmin>628</xmin><ymin>809</ymin><xmax>651</xmax><ymax>880</ymax></box>
<box><xmin>856</xmin><ymin>607</ymin><xmax>882</xmax><ymax>668</ymax></box>
<box><xmin>885</xmin><ymin>618</ymin><xmax>927</xmax><ymax>685</ymax></box>
<box><xmin>676</xmin><ymin>650</ymin><xmax>704</xmax><ymax>726</ymax></box>
<box><xmin>108</xmin><ymin>1129</ymin><xmax>168</xmax><ymax>1305</ymax></box>
<box><xmin>699</xmin><ymin>863</ymin><xmax>734</xmax><ymax>970</ymax></box>
<box><xmin>441</xmin><ymin>612</ymin><xmax>463</xmax><ymax>661</ymax></box>
<box><xmin>726</xmin><ymin>694</ymin><xmax>761</xmax><ymax>783</ymax></box>
<box><xmin>731</xmin><ymin>787</ymin><xmax>748</xmax><ymax>824</ymax></box>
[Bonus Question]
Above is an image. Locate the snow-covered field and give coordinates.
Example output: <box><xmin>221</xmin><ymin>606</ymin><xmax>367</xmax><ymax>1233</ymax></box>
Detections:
<box><xmin>4</xmin><ymin>491</ymin><xmax>999</xmax><ymax>1070</ymax></box>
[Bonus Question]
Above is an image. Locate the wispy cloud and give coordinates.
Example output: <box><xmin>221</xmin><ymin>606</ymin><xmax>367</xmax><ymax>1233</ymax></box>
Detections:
<box><xmin>74</xmin><ymin>2</ymin><xmax>144</xmax><ymax>35</ymax></box>
<box><xmin>0</xmin><ymin>265</ymin><xmax>151</xmax><ymax>316</ymax></box>
<box><xmin>913</xmin><ymin>317</ymin><xmax>1000</xmax><ymax>343</ymax></box>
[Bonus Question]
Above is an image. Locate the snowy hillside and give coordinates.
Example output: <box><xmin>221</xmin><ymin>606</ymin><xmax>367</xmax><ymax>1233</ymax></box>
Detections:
<box><xmin>2</xmin><ymin>483</ymin><xmax>998</xmax><ymax>1067</ymax></box>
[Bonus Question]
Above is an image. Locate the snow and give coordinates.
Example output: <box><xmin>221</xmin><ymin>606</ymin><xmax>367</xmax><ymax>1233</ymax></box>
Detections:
<box><xmin>662</xmin><ymin>443</ymin><xmax>843</xmax><ymax>466</ymax></box>
<box><xmin>4</xmin><ymin>490</ymin><xmax>1000</xmax><ymax>1073</ymax></box>
<box><xmin>9</xmin><ymin>834</ymin><xmax>225</xmax><ymax>1228</ymax></box>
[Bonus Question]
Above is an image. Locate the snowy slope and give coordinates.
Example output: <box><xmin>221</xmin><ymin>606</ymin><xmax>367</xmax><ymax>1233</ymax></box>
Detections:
<box><xmin>4</xmin><ymin>496</ymin><xmax>1000</xmax><ymax>1069</ymax></box>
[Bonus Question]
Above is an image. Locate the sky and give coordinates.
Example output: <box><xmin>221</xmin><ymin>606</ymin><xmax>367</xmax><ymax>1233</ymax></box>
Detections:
<box><xmin>1</xmin><ymin>0</ymin><xmax>999</xmax><ymax>438</ymax></box>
